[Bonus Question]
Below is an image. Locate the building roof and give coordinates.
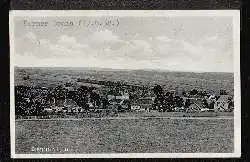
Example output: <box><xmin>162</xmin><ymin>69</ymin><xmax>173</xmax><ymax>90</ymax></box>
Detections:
<box><xmin>216</xmin><ymin>95</ymin><xmax>231</xmax><ymax>103</ymax></box>
<box><xmin>109</xmin><ymin>98</ymin><xmax>130</xmax><ymax>105</ymax></box>
<box><xmin>65</xmin><ymin>86</ymin><xmax>76</xmax><ymax>91</ymax></box>
<box><xmin>132</xmin><ymin>97</ymin><xmax>154</xmax><ymax>105</ymax></box>
<box><xmin>139</xmin><ymin>97</ymin><xmax>155</xmax><ymax>100</ymax></box>
<box><xmin>208</xmin><ymin>95</ymin><xmax>216</xmax><ymax>100</ymax></box>
<box><xmin>65</xmin><ymin>99</ymin><xmax>79</xmax><ymax>107</ymax></box>
<box><xmin>116</xmin><ymin>95</ymin><xmax>129</xmax><ymax>100</ymax></box>
<box><xmin>55</xmin><ymin>99</ymin><xmax>79</xmax><ymax>107</ymax></box>
<box><xmin>187</xmin><ymin>99</ymin><xmax>204</xmax><ymax>112</ymax></box>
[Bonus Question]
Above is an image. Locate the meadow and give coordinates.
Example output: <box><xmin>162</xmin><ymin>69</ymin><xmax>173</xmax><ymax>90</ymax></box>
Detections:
<box><xmin>15</xmin><ymin>118</ymin><xmax>234</xmax><ymax>154</ymax></box>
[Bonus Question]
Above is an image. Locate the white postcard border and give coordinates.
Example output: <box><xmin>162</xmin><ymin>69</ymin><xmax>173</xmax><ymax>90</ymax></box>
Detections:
<box><xmin>9</xmin><ymin>10</ymin><xmax>241</xmax><ymax>159</ymax></box>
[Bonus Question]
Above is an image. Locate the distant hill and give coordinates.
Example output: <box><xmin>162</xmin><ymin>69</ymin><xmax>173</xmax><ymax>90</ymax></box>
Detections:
<box><xmin>14</xmin><ymin>67</ymin><xmax>234</xmax><ymax>95</ymax></box>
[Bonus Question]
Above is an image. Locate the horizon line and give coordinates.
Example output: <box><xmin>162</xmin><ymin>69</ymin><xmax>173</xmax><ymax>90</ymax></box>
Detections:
<box><xmin>14</xmin><ymin>66</ymin><xmax>234</xmax><ymax>73</ymax></box>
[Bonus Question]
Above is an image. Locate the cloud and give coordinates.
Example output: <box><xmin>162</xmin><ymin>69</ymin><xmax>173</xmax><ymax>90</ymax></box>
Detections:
<box><xmin>156</xmin><ymin>35</ymin><xmax>171</xmax><ymax>43</ymax></box>
<box><xmin>16</xmin><ymin>32</ymin><xmax>90</xmax><ymax>59</ymax></box>
<box><xmin>26</xmin><ymin>32</ymin><xmax>36</xmax><ymax>41</ymax></box>
<box><xmin>92</xmin><ymin>38</ymin><xmax>155</xmax><ymax>61</ymax></box>
<box><xmin>58</xmin><ymin>35</ymin><xmax>88</xmax><ymax>49</ymax></box>
<box><xmin>39</xmin><ymin>39</ymin><xmax>50</xmax><ymax>45</ymax></box>
<box><xmin>152</xmin><ymin>35</ymin><xmax>233</xmax><ymax>72</ymax></box>
<box><xmin>14</xmin><ymin>30</ymin><xmax>233</xmax><ymax>72</ymax></box>
<box><xmin>118</xmin><ymin>39</ymin><xmax>153</xmax><ymax>59</ymax></box>
<box><xmin>15</xmin><ymin>31</ymin><xmax>38</xmax><ymax>55</ymax></box>
<box><xmin>84</xmin><ymin>29</ymin><xmax>125</xmax><ymax>51</ymax></box>
<box><xmin>41</xmin><ymin>35</ymin><xmax>90</xmax><ymax>58</ymax></box>
<box><xmin>90</xmin><ymin>30</ymin><xmax>120</xmax><ymax>43</ymax></box>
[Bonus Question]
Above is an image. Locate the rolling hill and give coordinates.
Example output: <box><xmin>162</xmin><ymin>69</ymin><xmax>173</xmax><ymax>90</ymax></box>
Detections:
<box><xmin>14</xmin><ymin>67</ymin><xmax>234</xmax><ymax>95</ymax></box>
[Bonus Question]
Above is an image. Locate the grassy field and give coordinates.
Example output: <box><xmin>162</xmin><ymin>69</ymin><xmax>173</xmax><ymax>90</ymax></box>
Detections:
<box><xmin>15</xmin><ymin>118</ymin><xmax>234</xmax><ymax>154</ymax></box>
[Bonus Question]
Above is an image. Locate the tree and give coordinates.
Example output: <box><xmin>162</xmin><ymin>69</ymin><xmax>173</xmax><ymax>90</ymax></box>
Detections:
<box><xmin>190</xmin><ymin>89</ymin><xmax>198</xmax><ymax>96</ymax></box>
<box><xmin>228</xmin><ymin>100</ymin><xmax>234</xmax><ymax>112</ymax></box>
<box><xmin>31</xmin><ymin>96</ymin><xmax>48</xmax><ymax>116</ymax></box>
<box><xmin>90</xmin><ymin>91</ymin><xmax>101</xmax><ymax>107</ymax></box>
<box><xmin>182</xmin><ymin>91</ymin><xmax>187</xmax><ymax>97</ymax></box>
<box><xmin>15</xmin><ymin>94</ymin><xmax>29</xmax><ymax>116</ymax></box>
<box><xmin>102</xmin><ymin>98</ymin><xmax>109</xmax><ymax>109</ymax></box>
<box><xmin>153</xmin><ymin>85</ymin><xmax>164</xmax><ymax>97</ymax></box>
<box><xmin>15</xmin><ymin>85</ymin><xmax>34</xmax><ymax>116</ymax></box>
<box><xmin>163</xmin><ymin>92</ymin><xmax>174</xmax><ymax>112</ymax></box>
<box><xmin>23</xmin><ymin>76</ymin><xmax>30</xmax><ymax>80</ymax></box>
<box><xmin>220</xmin><ymin>89</ymin><xmax>228</xmax><ymax>95</ymax></box>
<box><xmin>152</xmin><ymin>85</ymin><xmax>177</xmax><ymax>112</ymax></box>
<box><xmin>174</xmin><ymin>96</ymin><xmax>184</xmax><ymax>108</ymax></box>
<box><xmin>227</xmin><ymin>96</ymin><xmax>234</xmax><ymax>112</ymax></box>
<box><xmin>52</xmin><ymin>85</ymin><xmax>67</xmax><ymax>100</ymax></box>
<box><xmin>202</xmin><ymin>99</ymin><xmax>209</xmax><ymax>108</ymax></box>
<box><xmin>197</xmin><ymin>90</ymin><xmax>207</xmax><ymax>97</ymax></box>
<box><xmin>184</xmin><ymin>99</ymin><xmax>191</xmax><ymax>108</ymax></box>
<box><xmin>152</xmin><ymin>85</ymin><xmax>165</xmax><ymax>111</ymax></box>
<box><xmin>73</xmin><ymin>86</ymin><xmax>90</xmax><ymax>110</ymax></box>
<box><xmin>208</xmin><ymin>101</ymin><xmax>215</xmax><ymax>109</ymax></box>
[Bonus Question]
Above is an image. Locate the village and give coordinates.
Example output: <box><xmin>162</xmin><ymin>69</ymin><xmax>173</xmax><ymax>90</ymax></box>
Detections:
<box><xmin>15</xmin><ymin>77</ymin><xmax>234</xmax><ymax>118</ymax></box>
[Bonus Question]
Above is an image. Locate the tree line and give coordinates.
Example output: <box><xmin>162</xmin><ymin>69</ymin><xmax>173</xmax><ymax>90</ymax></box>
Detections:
<box><xmin>15</xmin><ymin>85</ymin><xmax>105</xmax><ymax>116</ymax></box>
<box><xmin>15</xmin><ymin>83</ymin><xmax>232</xmax><ymax>116</ymax></box>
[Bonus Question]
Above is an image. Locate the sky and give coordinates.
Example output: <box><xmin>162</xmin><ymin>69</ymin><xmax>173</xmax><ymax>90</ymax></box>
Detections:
<box><xmin>13</xmin><ymin>16</ymin><xmax>234</xmax><ymax>72</ymax></box>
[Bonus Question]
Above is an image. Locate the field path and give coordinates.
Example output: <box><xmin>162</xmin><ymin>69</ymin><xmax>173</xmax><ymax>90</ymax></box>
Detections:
<box><xmin>15</xmin><ymin>116</ymin><xmax>234</xmax><ymax>121</ymax></box>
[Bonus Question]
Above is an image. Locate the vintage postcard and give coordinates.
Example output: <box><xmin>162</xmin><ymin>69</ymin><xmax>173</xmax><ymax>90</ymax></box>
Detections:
<box><xmin>9</xmin><ymin>10</ymin><xmax>240</xmax><ymax>158</ymax></box>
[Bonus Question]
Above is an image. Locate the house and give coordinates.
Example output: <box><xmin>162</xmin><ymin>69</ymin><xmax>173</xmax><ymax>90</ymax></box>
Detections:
<box><xmin>174</xmin><ymin>106</ymin><xmax>185</xmax><ymax>112</ymax></box>
<box><xmin>214</xmin><ymin>95</ymin><xmax>232</xmax><ymax>112</ymax></box>
<box><xmin>131</xmin><ymin>105</ymin><xmax>141</xmax><ymax>111</ymax></box>
<box><xmin>107</xmin><ymin>95</ymin><xmax>116</xmax><ymax>100</ymax></box>
<box><xmin>131</xmin><ymin>97</ymin><xmax>155</xmax><ymax>112</ymax></box>
<box><xmin>64</xmin><ymin>86</ymin><xmax>76</xmax><ymax>92</ymax></box>
<box><xmin>107</xmin><ymin>92</ymin><xmax>129</xmax><ymax>101</ymax></box>
<box><xmin>52</xmin><ymin>98</ymin><xmax>82</xmax><ymax>113</ymax></box>
<box><xmin>43</xmin><ymin>108</ymin><xmax>54</xmax><ymax>114</ymax></box>
<box><xmin>117</xmin><ymin>99</ymin><xmax>131</xmax><ymax>112</ymax></box>
<box><xmin>169</xmin><ymin>90</ymin><xmax>176</xmax><ymax>96</ymax></box>
<box><xmin>200</xmin><ymin>108</ymin><xmax>213</xmax><ymax>112</ymax></box>
<box><xmin>186</xmin><ymin>98</ymin><xmax>204</xmax><ymax>112</ymax></box>
<box><xmin>108</xmin><ymin>98</ymin><xmax>131</xmax><ymax>112</ymax></box>
<box><xmin>51</xmin><ymin>106</ymin><xmax>64</xmax><ymax>113</ymax></box>
<box><xmin>116</xmin><ymin>94</ymin><xmax>129</xmax><ymax>100</ymax></box>
<box><xmin>208</xmin><ymin>95</ymin><xmax>216</xmax><ymax>100</ymax></box>
<box><xmin>64</xmin><ymin>99</ymin><xmax>83</xmax><ymax>112</ymax></box>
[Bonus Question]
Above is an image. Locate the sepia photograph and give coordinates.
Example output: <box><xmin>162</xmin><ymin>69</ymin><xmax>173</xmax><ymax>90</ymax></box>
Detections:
<box><xmin>9</xmin><ymin>10</ymin><xmax>240</xmax><ymax>158</ymax></box>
